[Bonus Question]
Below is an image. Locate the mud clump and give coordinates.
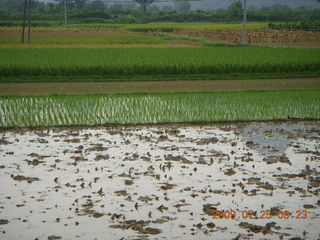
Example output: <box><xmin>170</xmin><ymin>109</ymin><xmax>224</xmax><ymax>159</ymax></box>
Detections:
<box><xmin>0</xmin><ymin>138</ymin><xmax>11</xmax><ymax>145</ymax></box>
<box><xmin>245</xmin><ymin>141</ymin><xmax>259</xmax><ymax>149</ymax></box>
<box><xmin>203</xmin><ymin>204</ymin><xmax>217</xmax><ymax>216</ymax></box>
<box><xmin>224</xmin><ymin>168</ymin><xmax>236</xmax><ymax>176</ymax></box>
<box><xmin>11</xmin><ymin>175</ymin><xmax>40</xmax><ymax>183</ymax></box>
<box><xmin>303</xmin><ymin>204</ymin><xmax>315</xmax><ymax>209</ymax></box>
<box><xmin>86</xmin><ymin>144</ymin><xmax>108</xmax><ymax>152</ymax></box>
<box><xmin>160</xmin><ymin>183</ymin><xmax>176</xmax><ymax>190</ymax></box>
<box><xmin>125</xmin><ymin>180</ymin><xmax>134</xmax><ymax>186</ymax></box>
<box><xmin>239</xmin><ymin>221</ymin><xmax>277</xmax><ymax>234</ymax></box>
<box><xmin>263</xmin><ymin>155</ymin><xmax>291</xmax><ymax>165</ymax></box>
<box><xmin>114</xmin><ymin>190</ymin><xmax>127</xmax><ymax>196</ymax></box>
<box><xmin>197</xmin><ymin>137</ymin><xmax>218</xmax><ymax>145</ymax></box>
<box><xmin>28</xmin><ymin>153</ymin><xmax>49</xmax><ymax>160</ymax></box>
<box><xmin>0</xmin><ymin>219</ymin><xmax>9</xmax><ymax>225</ymax></box>
<box><xmin>92</xmin><ymin>212</ymin><xmax>104</xmax><ymax>218</ymax></box>
<box><xmin>139</xmin><ymin>227</ymin><xmax>162</xmax><ymax>235</ymax></box>
<box><xmin>71</xmin><ymin>156</ymin><xmax>88</xmax><ymax>162</ymax></box>
<box><xmin>24</xmin><ymin>159</ymin><xmax>44</xmax><ymax>166</ymax></box>
<box><xmin>48</xmin><ymin>235</ymin><xmax>61</xmax><ymax>240</ymax></box>
<box><xmin>94</xmin><ymin>154</ymin><xmax>109</xmax><ymax>161</ymax></box>
<box><xmin>110</xmin><ymin>220</ymin><xmax>161</xmax><ymax>235</ymax></box>
<box><xmin>164</xmin><ymin>154</ymin><xmax>192</xmax><ymax>164</ymax></box>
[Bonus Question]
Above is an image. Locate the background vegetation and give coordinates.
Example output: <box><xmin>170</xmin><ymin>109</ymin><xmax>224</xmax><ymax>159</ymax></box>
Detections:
<box><xmin>0</xmin><ymin>0</ymin><xmax>320</xmax><ymax>25</ymax></box>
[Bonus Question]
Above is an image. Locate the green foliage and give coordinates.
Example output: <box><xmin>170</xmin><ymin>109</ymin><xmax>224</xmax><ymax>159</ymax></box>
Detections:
<box><xmin>227</xmin><ymin>0</ymin><xmax>243</xmax><ymax>21</ymax></box>
<box><xmin>0</xmin><ymin>90</ymin><xmax>319</xmax><ymax>127</ymax></box>
<box><xmin>1</xmin><ymin>0</ymin><xmax>320</xmax><ymax>24</ymax></box>
<box><xmin>0</xmin><ymin>35</ymin><xmax>168</xmax><ymax>45</ymax></box>
<box><xmin>0</xmin><ymin>47</ymin><xmax>319</xmax><ymax>77</ymax></box>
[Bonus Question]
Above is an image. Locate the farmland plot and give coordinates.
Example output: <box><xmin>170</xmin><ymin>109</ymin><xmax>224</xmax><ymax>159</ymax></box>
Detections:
<box><xmin>1</xmin><ymin>47</ymin><xmax>319</xmax><ymax>78</ymax></box>
<box><xmin>0</xmin><ymin>121</ymin><xmax>319</xmax><ymax>239</ymax></box>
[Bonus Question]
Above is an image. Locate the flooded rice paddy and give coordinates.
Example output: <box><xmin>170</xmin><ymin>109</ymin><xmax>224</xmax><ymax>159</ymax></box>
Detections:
<box><xmin>0</xmin><ymin>121</ymin><xmax>319</xmax><ymax>240</ymax></box>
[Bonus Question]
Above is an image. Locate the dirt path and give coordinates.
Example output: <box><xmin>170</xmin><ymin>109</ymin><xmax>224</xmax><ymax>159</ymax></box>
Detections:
<box><xmin>0</xmin><ymin>78</ymin><xmax>319</xmax><ymax>96</ymax></box>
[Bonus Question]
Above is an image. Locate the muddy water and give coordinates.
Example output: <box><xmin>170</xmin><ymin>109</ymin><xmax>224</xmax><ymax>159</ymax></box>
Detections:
<box><xmin>0</xmin><ymin>121</ymin><xmax>319</xmax><ymax>240</ymax></box>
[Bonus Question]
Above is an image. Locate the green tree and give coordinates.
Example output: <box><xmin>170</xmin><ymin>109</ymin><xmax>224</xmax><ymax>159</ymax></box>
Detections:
<box><xmin>3</xmin><ymin>0</ymin><xmax>24</xmax><ymax>12</ymax></box>
<box><xmin>89</xmin><ymin>0</ymin><xmax>105</xmax><ymax>11</ymax></box>
<box><xmin>74</xmin><ymin>0</ymin><xmax>87</xmax><ymax>10</ymax></box>
<box><xmin>134</xmin><ymin>0</ymin><xmax>155</xmax><ymax>11</ymax></box>
<box><xmin>227</xmin><ymin>0</ymin><xmax>243</xmax><ymax>21</ymax></box>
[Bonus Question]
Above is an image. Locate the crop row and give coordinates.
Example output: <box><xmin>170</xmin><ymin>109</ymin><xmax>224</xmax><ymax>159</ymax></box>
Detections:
<box><xmin>0</xmin><ymin>90</ymin><xmax>319</xmax><ymax>127</ymax></box>
<box><xmin>0</xmin><ymin>35</ymin><xmax>167</xmax><ymax>45</ymax></box>
<box><xmin>0</xmin><ymin>47</ymin><xmax>319</xmax><ymax>77</ymax></box>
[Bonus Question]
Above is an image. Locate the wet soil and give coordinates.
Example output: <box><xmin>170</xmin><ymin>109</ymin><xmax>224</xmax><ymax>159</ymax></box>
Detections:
<box><xmin>0</xmin><ymin>121</ymin><xmax>319</xmax><ymax>239</ymax></box>
<box><xmin>0</xmin><ymin>78</ymin><xmax>319</xmax><ymax>96</ymax></box>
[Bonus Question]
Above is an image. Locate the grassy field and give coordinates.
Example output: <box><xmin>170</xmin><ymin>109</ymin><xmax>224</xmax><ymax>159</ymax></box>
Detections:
<box><xmin>0</xmin><ymin>22</ymin><xmax>269</xmax><ymax>31</ymax></box>
<box><xmin>0</xmin><ymin>90</ymin><xmax>319</xmax><ymax>127</ymax></box>
<box><xmin>0</xmin><ymin>35</ymin><xmax>168</xmax><ymax>45</ymax></box>
<box><xmin>0</xmin><ymin>47</ymin><xmax>319</xmax><ymax>80</ymax></box>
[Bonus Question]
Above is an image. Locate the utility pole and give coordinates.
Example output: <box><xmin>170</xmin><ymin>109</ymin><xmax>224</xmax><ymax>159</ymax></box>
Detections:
<box><xmin>21</xmin><ymin>0</ymin><xmax>28</xmax><ymax>43</ymax></box>
<box><xmin>27</xmin><ymin>0</ymin><xmax>32</xmax><ymax>44</ymax></box>
<box><xmin>242</xmin><ymin>0</ymin><xmax>247</xmax><ymax>45</ymax></box>
<box><xmin>64</xmin><ymin>0</ymin><xmax>67</xmax><ymax>28</ymax></box>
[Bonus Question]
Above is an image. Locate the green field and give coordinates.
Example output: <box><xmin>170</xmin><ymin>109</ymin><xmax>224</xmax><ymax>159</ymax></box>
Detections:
<box><xmin>0</xmin><ymin>47</ymin><xmax>319</xmax><ymax>80</ymax></box>
<box><xmin>0</xmin><ymin>90</ymin><xmax>319</xmax><ymax>127</ymax></box>
<box><xmin>0</xmin><ymin>35</ymin><xmax>168</xmax><ymax>45</ymax></box>
<box><xmin>0</xmin><ymin>22</ymin><xmax>269</xmax><ymax>31</ymax></box>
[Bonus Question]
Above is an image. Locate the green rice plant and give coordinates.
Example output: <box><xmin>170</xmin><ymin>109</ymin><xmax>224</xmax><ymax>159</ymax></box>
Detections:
<box><xmin>161</xmin><ymin>33</ymin><xmax>231</xmax><ymax>46</ymax></box>
<box><xmin>0</xmin><ymin>47</ymin><xmax>319</xmax><ymax>78</ymax></box>
<box><xmin>69</xmin><ymin>22</ymin><xmax>268</xmax><ymax>31</ymax></box>
<box><xmin>0</xmin><ymin>90</ymin><xmax>319</xmax><ymax>127</ymax></box>
<box><xmin>0</xmin><ymin>35</ymin><xmax>168</xmax><ymax>45</ymax></box>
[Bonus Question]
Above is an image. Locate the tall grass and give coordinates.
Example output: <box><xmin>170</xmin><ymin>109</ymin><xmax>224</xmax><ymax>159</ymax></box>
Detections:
<box><xmin>0</xmin><ymin>47</ymin><xmax>319</xmax><ymax>77</ymax></box>
<box><xmin>0</xmin><ymin>90</ymin><xmax>319</xmax><ymax>127</ymax></box>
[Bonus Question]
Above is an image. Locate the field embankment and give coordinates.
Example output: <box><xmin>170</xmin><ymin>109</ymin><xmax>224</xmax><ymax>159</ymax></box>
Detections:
<box><xmin>0</xmin><ymin>78</ymin><xmax>319</xmax><ymax>95</ymax></box>
<box><xmin>173</xmin><ymin>29</ymin><xmax>320</xmax><ymax>43</ymax></box>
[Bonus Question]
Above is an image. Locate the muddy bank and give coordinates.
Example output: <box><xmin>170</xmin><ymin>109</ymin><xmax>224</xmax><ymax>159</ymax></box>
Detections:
<box><xmin>0</xmin><ymin>121</ymin><xmax>319</xmax><ymax>239</ymax></box>
<box><xmin>0</xmin><ymin>78</ymin><xmax>319</xmax><ymax>96</ymax></box>
<box><xmin>174</xmin><ymin>29</ymin><xmax>320</xmax><ymax>43</ymax></box>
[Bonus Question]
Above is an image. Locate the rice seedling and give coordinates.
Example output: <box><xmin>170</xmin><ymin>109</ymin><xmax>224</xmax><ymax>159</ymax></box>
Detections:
<box><xmin>68</xmin><ymin>22</ymin><xmax>268</xmax><ymax>31</ymax></box>
<box><xmin>0</xmin><ymin>35</ymin><xmax>168</xmax><ymax>45</ymax></box>
<box><xmin>0</xmin><ymin>47</ymin><xmax>319</xmax><ymax>78</ymax></box>
<box><xmin>0</xmin><ymin>90</ymin><xmax>319</xmax><ymax>127</ymax></box>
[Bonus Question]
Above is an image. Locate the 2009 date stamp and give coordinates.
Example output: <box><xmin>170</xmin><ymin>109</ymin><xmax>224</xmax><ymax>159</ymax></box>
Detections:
<box><xmin>212</xmin><ymin>210</ymin><xmax>308</xmax><ymax>220</ymax></box>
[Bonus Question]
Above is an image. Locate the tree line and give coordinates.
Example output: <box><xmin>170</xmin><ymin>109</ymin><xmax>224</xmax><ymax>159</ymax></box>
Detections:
<box><xmin>0</xmin><ymin>0</ymin><xmax>319</xmax><ymax>25</ymax></box>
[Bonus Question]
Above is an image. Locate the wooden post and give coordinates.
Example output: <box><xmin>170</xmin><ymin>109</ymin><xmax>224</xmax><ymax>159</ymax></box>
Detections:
<box><xmin>27</xmin><ymin>0</ymin><xmax>32</xmax><ymax>44</ymax></box>
<box><xmin>242</xmin><ymin>0</ymin><xmax>247</xmax><ymax>45</ymax></box>
<box><xmin>21</xmin><ymin>0</ymin><xmax>28</xmax><ymax>43</ymax></box>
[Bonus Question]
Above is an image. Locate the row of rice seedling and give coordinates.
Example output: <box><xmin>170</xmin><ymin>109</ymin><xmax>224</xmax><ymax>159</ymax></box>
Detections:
<box><xmin>0</xmin><ymin>47</ymin><xmax>319</xmax><ymax>77</ymax></box>
<box><xmin>66</xmin><ymin>22</ymin><xmax>267</xmax><ymax>31</ymax></box>
<box><xmin>0</xmin><ymin>90</ymin><xmax>319</xmax><ymax>127</ymax></box>
<box><xmin>0</xmin><ymin>35</ymin><xmax>168</xmax><ymax>45</ymax></box>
